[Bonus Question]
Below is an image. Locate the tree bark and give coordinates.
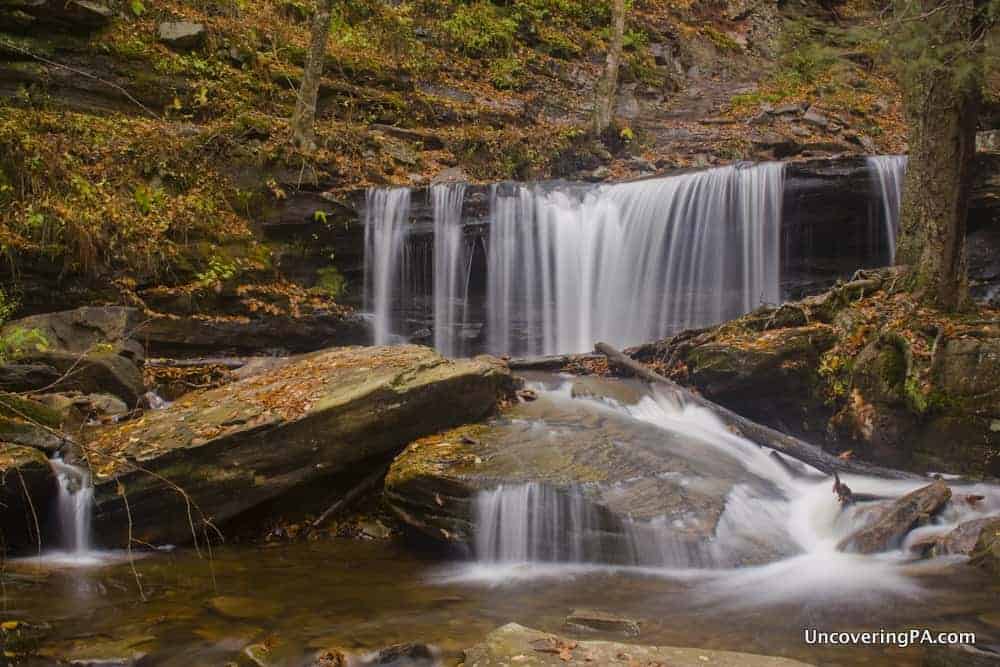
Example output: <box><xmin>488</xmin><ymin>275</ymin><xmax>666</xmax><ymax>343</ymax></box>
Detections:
<box><xmin>592</xmin><ymin>0</ymin><xmax>626</xmax><ymax>137</ymax></box>
<box><xmin>290</xmin><ymin>0</ymin><xmax>335</xmax><ymax>150</ymax></box>
<box><xmin>894</xmin><ymin>0</ymin><xmax>981</xmax><ymax>311</ymax></box>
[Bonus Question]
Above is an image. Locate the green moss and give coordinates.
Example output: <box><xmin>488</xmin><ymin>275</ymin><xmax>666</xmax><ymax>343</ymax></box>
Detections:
<box><xmin>0</xmin><ymin>393</ymin><xmax>61</xmax><ymax>429</ymax></box>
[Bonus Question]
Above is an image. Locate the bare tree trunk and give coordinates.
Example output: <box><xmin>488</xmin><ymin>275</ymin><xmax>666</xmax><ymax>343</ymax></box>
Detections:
<box><xmin>592</xmin><ymin>0</ymin><xmax>626</xmax><ymax>137</ymax></box>
<box><xmin>291</xmin><ymin>0</ymin><xmax>335</xmax><ymax>150</ymax></box>
<box><xmin>894</xmin><ymin>0</ymin><xmax>980</xmax><ymax>311</ymax></box>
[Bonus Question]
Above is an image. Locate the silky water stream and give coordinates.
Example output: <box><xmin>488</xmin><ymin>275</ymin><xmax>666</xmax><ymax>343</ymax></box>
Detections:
<box><xmin>8</xmin><ymin>375</ymin><xmax>999</xmax><ymax>666</ymax></box>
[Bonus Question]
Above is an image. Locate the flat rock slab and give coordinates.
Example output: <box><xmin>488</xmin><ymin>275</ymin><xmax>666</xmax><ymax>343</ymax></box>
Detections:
<box><xmin>463</xmin><ymin>623</ymin><xmax>814</xmax><ymax>666</ymax></box>
<box><xmin>88</xmin><ymin>346</ymin><xmax>513</xmax><ymax>546</ymax></box>
<box><xmin>839</xmin><ymin>480</ymin><xmax>951</xmax><ymax>553</ymax></box>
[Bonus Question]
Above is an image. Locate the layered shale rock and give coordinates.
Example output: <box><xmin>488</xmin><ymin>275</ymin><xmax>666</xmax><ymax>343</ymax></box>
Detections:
<box><xmin>87</xmin><ymin>345</ymin><xmax>515</xmax><ymax>546</ymax></box>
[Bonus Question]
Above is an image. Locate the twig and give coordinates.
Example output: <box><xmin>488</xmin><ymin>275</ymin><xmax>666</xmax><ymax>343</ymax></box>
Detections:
<box><xmin>117</xmin><ymin>481</ymin><xmax>147</xmax><ymax>602</ymax></box>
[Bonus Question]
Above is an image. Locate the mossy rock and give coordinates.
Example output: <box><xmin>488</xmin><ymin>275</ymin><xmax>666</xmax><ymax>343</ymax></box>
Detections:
<box><xmin>88</xmin><ymin>345</ymin><xmax>515</xmax><ymax>547</ymax></box>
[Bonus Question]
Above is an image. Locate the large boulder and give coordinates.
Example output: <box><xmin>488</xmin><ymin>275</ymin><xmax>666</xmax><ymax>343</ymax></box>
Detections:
<box><xmin>463</xmin><ymin>623</ymin><xmax>814</xmax><ymax>667</ymax></box>
<box><xmin>838</xmin><ymin>480</ymin><xmax>951</xmax><ymax>554</ymax></box>
<box><xmin>4</xmin><ymin>350</ymin><xmax>144</xmax><ymax>407</ymax></box>
<box><xmin>386</xmin><ymin>378</ymin><xmax>795</xmax><ymax>566</ymax></box>
<box><xmin>2</xmin><ymin>306</ymin><xmax>143</xmax><ymax>361</ymax></box>
<box><xmin>0</xmin><ymin>444</ymin><xmax>56</xmax><ymax>551</ymax></box>
<box><xmin>87</xmin><ymin>346</ymin><xmax>515</xmax><ymax>546</ymax></box>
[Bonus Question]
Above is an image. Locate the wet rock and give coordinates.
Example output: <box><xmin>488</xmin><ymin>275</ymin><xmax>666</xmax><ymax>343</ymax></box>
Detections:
<box><xmin>565</xmin><ymin>609</ymin><xmax>640</xmax><ymax>637</ymax></box>
<box><xmin>463</xmin><ymin>623</ymin><xmax>814</xmax><ymax>666</ymax></box>
<box><xmin>0</xmin><ymin>445</ymin><xmax>56</xmax><ymax>551</ymax></box>
<box><xmin>969</xmin><ymin>518</ymin><xmax>1000</xmax><ymax>576</ymax></box>
<box><xmin>360</xmin><ymin>643</ymin><xmax>438</xmax><ymax>666</ymax></box>
<box><xmin>207</xmin><ymin>596</ymin><xmax>281</xmax><ymax>620</ymax></box>
<box><xmin>385</xmin><ymin>379</ymin><xmax>781</xmax><ymax>565</ymax></box>
<box><xmin>931</xmin><ymin>518</ymin><xmax>998</xmax><ymax>556</ymax></box>
<box><xmin>311</xmin><ymin>649</ymin><xmax>349</xmax><ymax>667</ymax></box>
<box><xmin>158</xmin><ymin>22</ymin><xmax>207</xmax><ymax>51</ymax></box>
<box><xmin>89</xmin><ymin>346</ymin><xmax>515</xmax><ymax>546</ymax></box>
<box><xmin>838</xmin><ymin>481</ymin><xmax>951</xmax><ymax>553</ymax></box>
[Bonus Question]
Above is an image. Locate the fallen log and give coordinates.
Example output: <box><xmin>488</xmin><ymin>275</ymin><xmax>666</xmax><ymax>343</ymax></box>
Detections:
<box><xmin>594</xmin><ymin>342</ymin><xmax>919</xmax><ymax>480</ymax></box>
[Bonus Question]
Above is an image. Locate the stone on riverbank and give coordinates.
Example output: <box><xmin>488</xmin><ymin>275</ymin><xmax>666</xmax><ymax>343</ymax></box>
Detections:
<box><xmin>88</xmin><ymin>346</ymin><xmax>514</xmax><ymax>546</ymax></box>
<box><xmin>463</xmin><ymin>623</ymin><xmax>814</xmax><ymax>666</ymax></box>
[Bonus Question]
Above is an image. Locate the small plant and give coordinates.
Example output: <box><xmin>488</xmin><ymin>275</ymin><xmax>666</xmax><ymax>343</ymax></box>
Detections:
<box><xmin>489</xmin><ymin>56</ymin><xmax>526</xmax><ymax>90</ymax></box>
<box><xmin>441</xmin><ymin>2</ymin><xmax>517</xmax><ymax>57</ymax></box>
<box><xmin>196</xmin><ymin>256</ymin><xmax>239</xmax><ymax>285</ymax></box>
<box><xmin>0</xmin><ymin>328</ymin><xmax>49</xmax><ymax>363</ymax></box>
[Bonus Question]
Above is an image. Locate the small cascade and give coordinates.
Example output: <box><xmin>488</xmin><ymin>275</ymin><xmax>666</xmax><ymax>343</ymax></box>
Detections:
<box><xmin>432</xmin><ymin>182</ymin><xmax>470</xmax><ymax>357</ymax></box>
<box><xmin>487</xmin><ymin>162</ymin><xmax>785</xmax><ymax>355</ymax></box>
<box><xmin>464</xmin><ymin>380</ymin><xmax>1000</xmax><ymax>584</ymax></box>
<box><xmin>49</xmin><ymin>457</ymin><xmax>95</xmax><ymax>557</ymax></box>
<box><xmin>363</xmin><ymin>187</ymin><xmax>412</xmax><ymax>345</ymax></box>
<box><xmin>866</xmin><ymin>155</ymin><xmax>907</xmax><ymax>263</ymax></box>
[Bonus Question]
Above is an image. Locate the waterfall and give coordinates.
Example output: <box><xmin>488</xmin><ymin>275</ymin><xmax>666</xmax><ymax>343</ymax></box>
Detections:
<box><xmin>866</xmin><ymin>155</ymin><xmax>907</xmax><ymax>263</ymax></box>
<box><xmin>432</xmin><ymin>183</ymin><xmax>469</xmax><ymax>357</ymax></box>
<box><xmin>473</xmin><ymin>482</ymin><xmax>713</xmax><ymax>568</ymax></box>
<box><xmin>49</xmin><ymin>457</ymin><xmax>94</xmax><ymax>556</ymax></box>
<box><xmin>364</xmin><ymin>162</ymin><xmax>785</xmax><ymax>356</ymax></box>
<box><xmin>363</xmin><ymin>187</ymin><xmax>412</xmax><ymax>345</ymax></box>
<box><xmin>487</xmin><ymin>163</ymin><xmax>785</xmax><ymax>355</ymax></box>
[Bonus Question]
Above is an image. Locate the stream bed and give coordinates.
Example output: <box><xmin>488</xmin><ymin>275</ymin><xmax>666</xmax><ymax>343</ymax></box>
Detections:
<box><xmin>6</xmin><ymin>537</ymin><xmax>999</xmax><ymax>666</ymax></box>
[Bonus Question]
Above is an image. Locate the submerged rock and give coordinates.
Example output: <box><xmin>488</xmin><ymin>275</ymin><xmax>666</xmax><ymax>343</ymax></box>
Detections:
<box><xmin>463</xmin><ymin>623</ymin><xmax>814</xmax><ymax>666</ymax></box>
<box><xmin>0</xmin><ymin>444</ymin><xmax>56</xmax><ymax>551</ymax></box>
<box><xmin>208</xmin><ymin>596</ymin><xmax>281</xmax><ymax>620</ymax></box>
<box><xmin>838</xmin><ymin>480</ymin><xmax>951</xmax><ymax>554</ymax></box>
<box><xmin>88</xmin><ymin>346</ymin><xmax>514</xmax><ymax>546</ymax></box>
<box><xmin>565</xmin><ymin>609</ymin><xmax>641</xmax><ymax>637</ymax></box>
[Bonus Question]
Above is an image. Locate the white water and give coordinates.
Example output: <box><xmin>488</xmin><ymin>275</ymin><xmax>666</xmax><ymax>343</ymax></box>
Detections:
<box><xmin>453</xmin><ymin>381</ymin><xmax>1000</xmax><ymax>605</ymax></box>
<box><xmin>487</xmin><ymin>163</ymin><xmax>785</xmax><ymax>355</ymax></box>
<box><xmin>36</xmin><ymin>458</ymin><xmax>104</xmax><ymax>566</ymax></box>
<box><xmin>866</xmin><ymin>155</ymin><xmax>907</xmax><ymax>263</ymax></box>
<box><xmin>363</xmin><ymin>187</ymin><xmax>412</xmax><ymax>345</ymax></box>
<box><xmin>364</xmin><ymin>163</ymin><xmax>786</xmax><ymax>356</ymax></box>
<box><xmin>432</xmin><ymin>182</ymin><xmax>470</xmax><ymax>357</ymax></box>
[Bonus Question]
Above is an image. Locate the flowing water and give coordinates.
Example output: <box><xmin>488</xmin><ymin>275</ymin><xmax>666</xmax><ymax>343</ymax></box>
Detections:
<box><xmin>43</xmin><ymin>459</ymin><xmax>96</xmax><ymax>563</ymax></box>
<box><xmin>363</xmin><ymin>159</ymin><xmax>907</xmax><ymax>357</ymax></box>
<box><xmin>12</xmin><ymin>376</ymin><xmax>998</xmax><ymax>666</ymax></box>
<box><xmin>866</xmin><ymin>156</ymin><xmax>908</xmax><ymax>263</ymax></box>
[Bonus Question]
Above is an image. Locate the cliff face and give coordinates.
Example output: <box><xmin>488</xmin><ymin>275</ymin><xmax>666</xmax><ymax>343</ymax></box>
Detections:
<box><xmin>0</xmin><ymin>0</ymin><xmax>910</xmax><ymax>314</ymax></box>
